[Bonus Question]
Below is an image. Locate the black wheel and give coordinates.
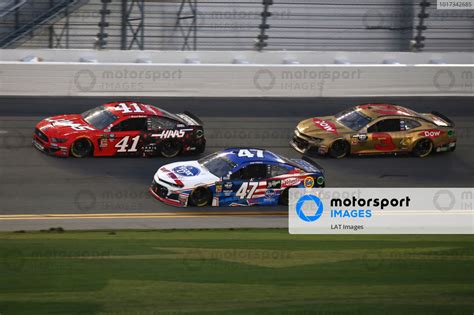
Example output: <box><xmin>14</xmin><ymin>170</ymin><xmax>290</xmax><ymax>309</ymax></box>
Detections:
<box><xmin>279</xmin><ymin>188</ymin><xmax>289</xmax><ymax>206</ymax></box>
<box><xmin>329</xmin><ymin>140</ymin><xmax>349</xmax><ymax>159</ymax></box>
<box><xmin>412</xmin><ymin>138</ymin><xmax>433</xmax><ymax>158</ymax></box>
<box><xmin>189</xmin><ymin>187</ymin><xmax>212</xmax><ymax>207</ymax></box>
<box><xmin>160</xmin><ymin>140</ymin><xmax>182</xmax><ymax>158</ymax></box>
<box><xmin>196</xmin><ymin>142</ymin><xmax>206</xmax><ymax>154</ymax></box>
<box><xmin>70</xmin><ymin>138</ymin><xmax>93</xmax><ymax>158</ymax></box>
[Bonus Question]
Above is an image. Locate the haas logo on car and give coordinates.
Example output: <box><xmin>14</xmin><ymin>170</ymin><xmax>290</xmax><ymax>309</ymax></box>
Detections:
<box><xmin>47</xmin><ymin>119</ymin><xmax>94</xmax><ymax>131</ymax></box>
<box><xmin>172</xmin><ymin>165</ymin><xmax>200</xmax><ymax>177</ymax></box>
<box><xmin>153</xmin><ymin>130</ymin><xmax>185</xmax><ymax>139</ymax></box>
<box><xmin>312</xmin><ymin>118</ymin><xmax>338</xmax><ymax>135</ymax></box>
<box><xmin>420</xmin><ymin>130</ymin><xmax>445</xmax><ymax>139</ymax></box>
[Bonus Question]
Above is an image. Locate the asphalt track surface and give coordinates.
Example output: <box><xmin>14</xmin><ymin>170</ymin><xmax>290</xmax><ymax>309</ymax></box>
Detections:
<box><xmin>0</xmin><ymin>96</ymin><xmax>473</xmax><ymax>229</ymax></box>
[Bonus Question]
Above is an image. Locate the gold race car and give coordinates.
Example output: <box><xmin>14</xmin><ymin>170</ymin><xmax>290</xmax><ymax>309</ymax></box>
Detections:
<box><xmin>291</xmin><ymin>104</ymin><xmax>456</xmax><ymax>158</ymax></box>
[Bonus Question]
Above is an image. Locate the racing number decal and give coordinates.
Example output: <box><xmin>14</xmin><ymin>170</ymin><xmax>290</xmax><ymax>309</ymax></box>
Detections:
<box><xmin>373</xmin><ymin>133</ymin><xmax>396</xmax><ymax>151</ymax></box>
<box><xmin>115</xmin><ymin>136</ymin><xmax>140</xmax><ymax>153</ymax></box>
<box><xmin>115</xmin><ymin>103</ymin><xmax>144</xmax><ymax>114</ymax></box>
<box><xmin>237</xmin><ymin>149</ymin><xmax>264</xmax><ymax>158</ymax></box>
<box><xmin>236</xmin><ymin>182</ymin><xmax>259</xmax><ymax>199</ymax></box>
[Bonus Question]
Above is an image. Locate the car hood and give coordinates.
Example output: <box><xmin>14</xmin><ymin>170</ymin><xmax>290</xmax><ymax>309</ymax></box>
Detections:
<box><xmin>296</xmin><ymin>116</ymin><xmax>352</xmax><ymax>138</ymax></box>
<box><xmin>154</xmin><ymin>161</ymin><xmax>219</xmax><ymax>189</ymax></box>
<box><xmin>36</xmin><ymin>114</ymin><xmax>96</xmax><ymax>138</ymax></box>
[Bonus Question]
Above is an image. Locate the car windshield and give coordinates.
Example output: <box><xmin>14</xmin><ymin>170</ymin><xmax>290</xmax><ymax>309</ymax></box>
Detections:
<box><xmin>82</xmin><ymin>106</ymin><xmax>118</xmax><ymax>130</ymax></box>
<box><xmin>198</xmin><ymin>152</ymin><xmax>237</xmax><ymax>178</ymax></box>
<box><xmin>335</xmin><ymin>108</ymin><xmax>372</xmax><ymax>131</ymax></box>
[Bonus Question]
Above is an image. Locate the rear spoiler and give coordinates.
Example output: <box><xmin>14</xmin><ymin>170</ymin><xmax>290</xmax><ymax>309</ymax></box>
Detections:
<box><xmin>181</xmin><ymin>111</ymin><xmax>203</xmax><ymax>126</ymax></box>
<box><xmin>302</xmin><ymin>156</ymin><xmax>325</xmax><ymax>173</ymax></box>
<box><xmin>431</xmin><ymin>111</ymin><xmax>455</xmax><ymax>127</ymax></box>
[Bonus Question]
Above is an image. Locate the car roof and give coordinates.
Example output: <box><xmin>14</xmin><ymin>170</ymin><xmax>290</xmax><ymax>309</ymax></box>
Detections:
<box><xmin>221</xmin><ymin>148</ymin><xmax>287</xmax><ymax>165</ymax></box>
<box><xmin>102</xmin><ymin>101</ymin><xmax>179</xmax><ymax>120</ymax></box>
<box><xmin>354</xmin><ymin>104</ymin><xmax>420</xmax><ymax>119</ymax></box>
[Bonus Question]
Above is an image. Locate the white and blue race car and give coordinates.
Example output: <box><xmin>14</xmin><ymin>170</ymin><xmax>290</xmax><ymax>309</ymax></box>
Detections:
<box><xmin>149</xmin><ymin>148</ymin><xmax>325</xmax><ymax>207</ymax></box>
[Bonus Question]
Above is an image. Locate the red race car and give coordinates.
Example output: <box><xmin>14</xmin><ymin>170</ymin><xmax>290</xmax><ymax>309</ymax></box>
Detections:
<box><xmin>33</xmin><ymin>101</ymin><xmax>205</xmax><ymax>158</ymax></box>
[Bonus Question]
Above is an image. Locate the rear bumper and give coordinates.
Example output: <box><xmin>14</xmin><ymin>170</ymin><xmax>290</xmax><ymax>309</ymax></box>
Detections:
<box><xmin>435</xmin><ymin>141</ymin><xmax>456</xmax><ymax>153</ymax></box>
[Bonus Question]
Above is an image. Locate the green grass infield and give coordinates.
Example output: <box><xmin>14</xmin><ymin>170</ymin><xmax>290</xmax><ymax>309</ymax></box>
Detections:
<box><xmin>0</xmin><ymin>229</ymin><xmax>473</xmax><ymax>315</ymax></box>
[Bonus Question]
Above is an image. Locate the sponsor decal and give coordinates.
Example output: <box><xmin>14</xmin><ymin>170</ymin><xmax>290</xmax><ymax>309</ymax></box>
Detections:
<box><xmin>312</xmin><ymin>118</ymin><xmax>338</xmax><ymax>135</ymax></box>
<box><xmin>216</xmin><ymin>183</ymin><xmax>223</xmax><ymax>193</ymax></box>
<box><xmin>172</xmin><ymin>165</ymin><xmax>201</xmax><ymax>177</ymax></box>
<box><xmin>282</xmin><ymin>177</ymin><xmax>302</xmax><ymax>187</ymax></box>
<box><xmin>99</xmin><ymin>138</ymin><xmax>108</xmax><ymax>148</ymax></box>
<box><xmin>152</xmin><ymin>130</ymin><xmax>185</xmax><ymax>139</ymax></box>
<box><xmin>47</xmin><ymin>119</ymin><xmax>95</xmax><ymax>131</ymax></box>
<box><xmin>265</xmin><ymin>189</ymin><xmax>277</xmax><ymax>198</ymax></box>
<box><xmin>304</xmin><ymin>177</ymin><xmax>315</xmax><ymax>188</ymax></box>
<box><xmin>420</xmin><ymin>129</ymin><xmax>445</xmax><ymax>139</ymax></box>
<box><xmin>224</xmin><ymin>182</ymin><xmax>233</xmax><ymax>189</ymax></box>
<box><xmin>267</xmin><ymin>180</ymin><xmax>281</xmax><ymax>189</ymax></box>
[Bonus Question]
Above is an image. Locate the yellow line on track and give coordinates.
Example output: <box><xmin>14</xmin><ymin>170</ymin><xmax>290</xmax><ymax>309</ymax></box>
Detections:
<box><xmin>0</xmin><ymin>212</ymin><xmax>288</xmax><ymax>221</ymax></box>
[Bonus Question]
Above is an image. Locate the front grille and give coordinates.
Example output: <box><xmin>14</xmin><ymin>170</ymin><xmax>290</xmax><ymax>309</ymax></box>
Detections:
<box><xmin>35</xmin><ymin>128</ymin><xmax>48</xmax><ymax>143</ymax></box>
<box><xmin>152</xmin><ymin>181</ymin><xmax>168</xmax><ymax>198</ymax></box>
<box><xmin>160</xmin><ymin>178</ymin><xmax>181</xmax><ymax>188</ymax></box>
<box><xmin>293</xmin><ymin>135</ymin><xmax>309</xmax><ymax>148</ymax></box>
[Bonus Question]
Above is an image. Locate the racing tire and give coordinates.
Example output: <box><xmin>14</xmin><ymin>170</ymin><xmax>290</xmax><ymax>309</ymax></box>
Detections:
<box><xmin>279</xmin><ymin>188</ymin><xmax>289</xmax><ymax>206</ymax></box>
<box><xmin>412</xmin><ymin>138</ymin><xmax>433</xmax><ymax>158</ymax></box>
<box><xmin>70</xmin><ymin>138</ymin><xmax>93</xmax><ymax>158</ymax></box>
<box><xmin>329</xmin><ymin>140</ymin><xmax>350</xmax><ymax>159</ymax></box>
<box><xmin>160</xmin><ymin>140</ymin><xmax>182</xmax><ymax>158</ymax></box>
<box><xmin>196</xmin><ymin>142</ymin><xmax>206</xmax><ymax>154</ymax></box>
<box><xmin>189</xmin><ymin>187</ymin><xmax>212</xmax><ymax>207</ymax></box>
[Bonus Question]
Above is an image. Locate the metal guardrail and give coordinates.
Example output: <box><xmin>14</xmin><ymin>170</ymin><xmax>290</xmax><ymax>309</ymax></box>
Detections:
<box><xmin>0</xmin><ymin>0</ymin><xmax>27</xmax><ymax>18</ymax></box>
<box><xmin>0</xmin><ymin>0</ymin><xmax>473</xmax><ymax>52</ymax></box>
<box><xmin>0</xmin><ymin>0</ymin><xmax>89</xmax><ymax>48</ymax></box>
